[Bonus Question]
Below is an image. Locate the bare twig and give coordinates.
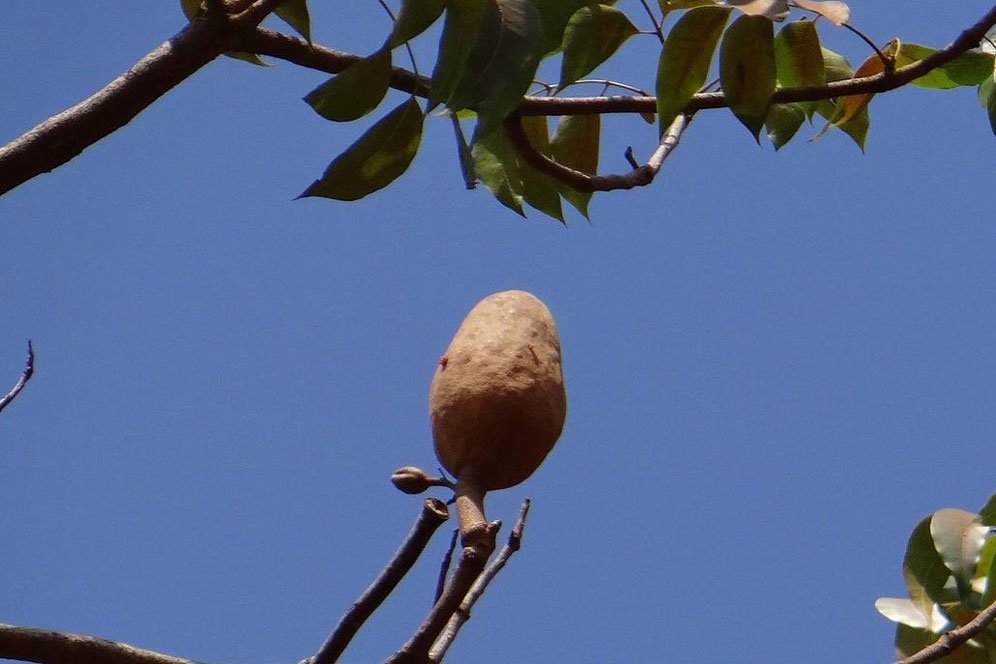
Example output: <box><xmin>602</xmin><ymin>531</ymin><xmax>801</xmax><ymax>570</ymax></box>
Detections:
<box><xmin>505</xmin><ymin>112</ymin><xmax>691</xmax><ymax>193</ymax></box>
<box><xmin>434</xmin><ymin>529</ymin><xmax>460</xmax><ymax>604</ymax></box>
<box><xmin>384</xmin><ymin>523</ymin><xmax>499</xmax><ymax>664</ymax></box>
<box><xmin>842</xmin><ymin>22</ymin><xmax>894</xmax><ymax>75</ymax></box>
<box><xmin>0</xmin><ymin>624</ymin><xmax>202</xmax><ymax>664</ymax></box>
<box><xmin>427</xmin><ymin>500</ymin><xmax>532</xmax><ymax>663</ymax></box>
<box><xmin>308</xmin><ymin>498</ymin><xmax>450</xmax><ymax>664</ymax></box>
<box><xmin>0</xmin><ymin>341</ymin><xmax>35</xmax><ymax>415</ymax></box>
<box><xmin>895</xmin><ymin>599</ymin><xmax>996</xmax><ymax>664</ymax></box>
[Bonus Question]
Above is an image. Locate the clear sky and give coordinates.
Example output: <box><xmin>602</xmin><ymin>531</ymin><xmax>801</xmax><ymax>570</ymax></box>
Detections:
<box><xmin>2</xmin><ymin>2</ymin><xmax>995</xmax><ymax>663</ymax></box>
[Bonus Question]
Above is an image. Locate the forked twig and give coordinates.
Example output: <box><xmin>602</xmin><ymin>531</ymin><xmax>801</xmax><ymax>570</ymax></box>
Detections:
<box><xmin>309</xmin><ymin>498</ymin><xmax>450</xmax><ymax>664</ymax></box>
<box><xmin>0</xmin><ymin>341</ymin><xmax>35</xmax><ymax>415</ymax></box>
<box><xmin>428</xmin><ymin>500</ymin><xmax>532</xmax><ymax>663</ymax></box>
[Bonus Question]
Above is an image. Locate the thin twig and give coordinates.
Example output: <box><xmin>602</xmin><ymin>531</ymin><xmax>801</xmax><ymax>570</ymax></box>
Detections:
<box><xmin>636</xmin><ymin>0</ymin><xmax>666</xmax><ymax>44</ymax></box>
<box><xmin>309</xmin><ymin>498</ymin><xmax>450</xmax><ymax>664</ymax></box>
<box><xmin>434</xmin><ymin>529</ymin><xmax>460</xmax><ymax>604</ymax></box>
<box><xmin>505</xmin><ymin>112</ymin><xmax>691</xmax><ymax>193</ymax></box>
<box><xmin>383</xmin><ymin>523</ymin><xmax>499</xmax><ymax>664</ymax></box>
<box><xmin>842</xmin><ymin>22</ymin><xmax>894</xmax><ymax>75</ymax></box>
<box><xmin>895</xmin><ymin>599</ymin><xmax>996</xmax><ymax>664</ymax></box>
<box><xmin>0</xmin><ymin>341</ymin><xmax>35</xmax><ymax>415</ymax></box>
<box><xmin>427</xmin><ymin>500</ymin><xmax>532</xmax><ymax>663</ymax></box>
<box><xmin>0</xmin><ymin>624</ymin><xmax>202</xmax><ymax>664</ymax></box>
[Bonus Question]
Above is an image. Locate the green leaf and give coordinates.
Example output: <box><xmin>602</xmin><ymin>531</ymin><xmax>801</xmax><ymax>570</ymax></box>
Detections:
<box><xmin>388</xmin><ymin>0</ymin><xmax>446</xmax><ymax>48</ymax></box>
<box><xmin>720</xmin><ymin>14</ymin><xmax>776</xmax><ymax>141</ymax></box>
<box><xmin>300</xmin><ymin>97</ymin><xmax>424</xmax><ymax>201</ymax></box>
<box><xmin>558</xmin><ymin>5</ymin><xmax>638</xmax><ymax>90</ymax></box>
<box><xmin>774</xmin><ymin>20</ymin><xmax>824</xmax><ymax>118</ymax></box>
<box><xmin>225</xmin><ymin>51</ymin><xmax>269</xmax><ymax>67</ymax></box>
<box><xmin>905</xmin><ymin>515</ymin><xmax>955</xmax><ymax>610</ymax></box>
<box><xmin>811</xmin><ymin>47</ymin><xmax>868</xmax><ymax>151</ymax></box>
<box><xmin>979</xmin><ymin>493</ymin><xmax>996</xmax><ymax>526</ymax></box>
<box><xmin>875</xmin><ymin>597</ymin><xmax>930</xmax><ymax>629</ymax></box>
<box><xmin>519</xmin><ymin>116</ymin><xmax>565</xmax><ymax>222</ymax></box>
<box><xmin>532</xmin><ymin>0</ymin><xmax>598</xmax><ymax>55</ymax></box>
<box><xmin>472</xmin><ymin>127</ymin><xmax>525</xmax><ymax>216</ymax></box>
<box><xmin>429</xmin><ymin>0</ymin><xmax>489</xmax><ymax>108</ymax></box>
<box><xmin>304</xmin><ymin>49</ymin><xmax>392</xmax><ymax>122</ymax></box>
<box><xmin>658</xmin><ymin>0</ymin><xmax>719</xmax><ymax>14</ymax></box>
<box><xmin>451</xmin><ymin>0</ymin><xmax>544</xmax><ymax>140</ymax></box>
<box><xmin>549</xmin><ymin>114</ymin><xmax>600</xmax><ymax>218</ymax></box>
<box><xmin>981</xmin><ymin>75</ymin><xmax>996</xmax><ymax>137</ymax></box>
<box><xmin>765</xmin><ymin>103</ymin><xmax>804</xmax><ymax>149</ymax></box>
<box><xmin>931</xmin><ymin>508</ymin><xmax>983</xmax><ymax>597</ymax></box>
<box><xmin>895</xmin><ymin>43</ymin><xmax>995</xmax><ymax>89</ymax></box>
<box><xmin>275</xmin><ymin>0</ymin><xmax>311</xmax><ymax>42</ymax></box>
<box><xmin>978</xmin><ymin>535</ymin><xmax>996</xmax><ymax>607</ymax></box>
<box><xmin>655</xmin><ymin>7</ymin><xmax>731</xmax><ymax>135</ymax></box>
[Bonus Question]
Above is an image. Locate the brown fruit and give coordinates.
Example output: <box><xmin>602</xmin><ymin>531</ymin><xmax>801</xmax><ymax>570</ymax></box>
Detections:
<box><xmin>429</xmin><ymin>290</ymin><xmax>566</xmax><ymax>540</ymax></box>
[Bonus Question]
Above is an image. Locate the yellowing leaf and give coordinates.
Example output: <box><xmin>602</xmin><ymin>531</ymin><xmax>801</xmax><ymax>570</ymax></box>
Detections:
<box><xmin>304</xmin><ymin>49</ymin><xmax>392</xmax><ymax>122</ymax></box>
<box><xmin>655</xmin><ymin>7</ymin><xmax>731</xmax><ymax>135</ymax></box>
<box><xmin>720</xmin><ymin>14</ymin><xmax>776</xmax><ymax>141</ymax></box>
<box><xmin>550</xmin><ymin>114</ymin><xmax>600</xmax><ymax>218</ymax></box>
<box><xmin>726</xmin><ymin>0</ymin><xmax>789</xmax><ymax>22</ymax></box>
<box><xmin>792</xmin><ymin>0</ymin><xmax>849</xmax><ymax>26</ymax></box>
<box><xmin>300</xmin><ymin>98</ymin><xmax>424</xmax><ymax>201</ymax></box>
<box><xmin>558</xmin><ymin>5</ymin><xmax>638</xmax><ymax>90</ymax></box>
<box><xmin>836</xmin><ymin>40</ymin><xmax>896</xmax><ymax>127</ymax></box>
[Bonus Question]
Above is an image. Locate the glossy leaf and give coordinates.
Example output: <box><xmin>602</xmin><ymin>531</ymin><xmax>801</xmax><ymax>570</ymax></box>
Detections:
<box><xmin>472</xmin><ymin>128</ymin><xmax>525</xmax><ymax>216</ymax></box>
<box><xmin>656</xmin><ymin>7</ymin><xmax>731</xmax><ymax>135</ymax></box>
<box><xmin>930</xmin><ymin>508</ymin><xmax>982</xmax><ymax>595</ymax></box>
<box><xmin>304</xmin><ymin>49</ymin><xmax>392</xmax><ymax>122</ymax></box>
<box><xmin>792</xmin><ymin>0</ymin><xmax>849</xmax><ymax>26</ymax></box>
<box><xmin>389</xmin><ymin>0</ymin><xmax>446</xmax><ymax>47</ymax></box>
<box><xmin>558</xmin><ymin>5</ymin><xmax>639</xmax><ymax>90</ymax></box>
<box><xmin>726</xmin><ymin>0</ymin><xmax>789</xmax><ymax>21</ymax></box>
<box><xmin>444</xmin><ymin>0</ymin><xmax>543</xmax><ymax>140</ymax></box>
<box><xmin>905</xmin><ymin>516</ymin><xmax>954</xmax><ymax>609</ymax></box>
<box><xmin>275</xmin><ymin>0</ymin><xmax>311</xmax><ymax>42</ymax></box>
<box><xmin>765</xmin><ymin>103</ymin><xmax>804</xmax><ymax>149</ymax></box>
<box><xmin>875</xmin><ymin>597</ymin><xmax>930</xmax><ymax>629</ymax></box>
<box><xmin>519</xmin><ymin>116</ymin><xmax>565</xmax><ymax>222</ymax></box>
<box><xmin>895</xmin><ymin>43</ymin><xmax>995</xmax><ymax>89</ymax></box>
<box><xmin>981</xmin><ymin>75</ymin><xmax>996</xmax><ymax>137</ymax></box>
<box><xmin>720</xmin><ymin>14</ymin><xmax>776</xmax><ymax>141</ymax></box>
<box><xmin>774</xmin><ymin>20</ymin><xmax>824</xmax><ymax>118</ymax></box>
<box><xmin>980</xmin><ymin>492</ymin><xmax>996</xmax><ymax>526</ymax></box>
<box><xmin>429</xmin><ymin>0</ymin><xmax>489</xmax><ymax>108</ymax></box>
<box><xmin>550</xmin><ymin>114</ymin><xmax>600</xmax><ymax>218</ymax></box>
<box><xmin>300</xmin><ymin>97</ymin><xmax>424</xmax><ymax>201</ymax></box>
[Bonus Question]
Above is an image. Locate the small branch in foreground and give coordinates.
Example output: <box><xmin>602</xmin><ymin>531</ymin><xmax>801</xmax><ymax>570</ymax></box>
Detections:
<box><xmin>0</xmin><ymin>341</ymin><xmax>35</xmax><ymax>415</ymax></box>
<box><xmin>505</xmin><ymin>113</ymin><xmax>691</xmax><ymax>193</ymax></box>
<box><xmin>434</xmin><ymin>529</ymin><xmax>460</xmax><ymax>604</ymax></box>
<box><xmin>0</xmin><ymin>624</ymin><xmax>201</xmax><ymax>664</ymax></box>
<box><xmin>428</xmin><ymin>499</ymin><xmax>532</xmax><ymax>663</ymax></box>
<box><xmin>309</xmin><ymin>497</ymin><xmax>450</xmax><ymax>664</ymax></box>
<box><xmin>896</xmin><ymin>599</ymin><xmax>996</xmax><ymax>664</ymax></box>
<box><xmin>384</xmin><ymin>522</ymin><xmax>499</xmax><ymax>664</ymax></box>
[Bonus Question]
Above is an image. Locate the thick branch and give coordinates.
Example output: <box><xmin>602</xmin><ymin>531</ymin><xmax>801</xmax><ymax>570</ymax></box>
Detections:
<box><xmin>0</xmin><ymin>3</ymin><xmax>286</xmax><ymax>196</ymax></box>
<box><xmin>0</xmin><ymin>341</ymin><xmax>35</xmax><ymax>415</ymax></box>
<box><xmin>0</xmin><ymin>624</ymin><xmax>202</xmax><ymax>664</ymax></box>
<box><xmin>309</xmin><ymin>498</ymin><xmax>450</xmax><ymax>664</ymax></box>
<box><xmin>896</xmin><ymin>599</ymin><xmax>996</xmax><ymax>664</ymax></box>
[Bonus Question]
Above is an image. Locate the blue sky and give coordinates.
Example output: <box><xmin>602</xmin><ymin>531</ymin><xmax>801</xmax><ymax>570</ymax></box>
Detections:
<box><xmin>2</xmin><ymin>2</ymin><xmax>995</xmax><ymax>663</ymax></box>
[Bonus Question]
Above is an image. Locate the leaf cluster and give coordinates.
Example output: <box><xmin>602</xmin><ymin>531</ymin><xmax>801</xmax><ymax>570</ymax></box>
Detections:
<box><xmin>876</xmin><ymin>493</ymin><xmax>996</xmax><ymax>662</ymax></box>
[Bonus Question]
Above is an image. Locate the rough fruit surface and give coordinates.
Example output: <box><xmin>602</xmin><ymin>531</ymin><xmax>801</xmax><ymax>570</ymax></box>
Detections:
<box><xmin>430</xmin><ymin>290</ymin><xmax>567</xmax><ymax>491</ymax></box>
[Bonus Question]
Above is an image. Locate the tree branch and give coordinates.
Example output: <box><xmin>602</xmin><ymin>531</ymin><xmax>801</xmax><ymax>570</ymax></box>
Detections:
<box><xmin>0</xmin><ymin>341</ymin><xmax>35</xmax><ymax>415</ymax></box>
<box><xmin>383</xmin><ymin>523</ymin><xmax>499</xmax><ymax>664</ymax></box>
<box><xmin>427</xmin><ymin>500</ymin><xmax>532</xmax><ymax>663</ymax></box>
<box><xmin>0</xmin><ymin>624</ymin><xmax>202</xmax><ymax>664</ymax></box>
<box><xmin>896</xmin><ymin>599</ymin><xmax>996</xmax><ymax>664</ymax></box>
<box><xmin>309</xmin><ymin>498</ymin><xmax>450</xmax><ymax>664</ymax></box>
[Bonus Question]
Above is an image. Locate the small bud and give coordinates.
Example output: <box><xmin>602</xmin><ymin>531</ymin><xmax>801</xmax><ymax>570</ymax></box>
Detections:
<box><xmin>391</xmin><ymin>466</ymin><xmax>432</xmax><ymax>495</ymax></box>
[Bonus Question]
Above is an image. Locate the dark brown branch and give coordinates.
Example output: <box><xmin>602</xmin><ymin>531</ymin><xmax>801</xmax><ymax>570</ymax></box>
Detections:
<box><xmin>0</xmin><ymin>4</ymin><xmax>286</xmax><ymax>196</ymax></box>
<box><xmin>896</xmin><ymin>599</ymin><xmax>996</xmax><ymax>664</ymax></box>
<box><xmin>0</xmin><ymin>341</ymin><xmax>35</xmax><ymax>415</ymax></box>
<box><xmin>0</xmin><ymin>624</ymin><xmax>202</xmax><ymax>664</ymax></box>
<box><xmin>505</xmin><ymin>113</ymin><xmax>691</xmax><ymax>193</ymax></box>
<box><xmin>309</xmin><ymin>498</ymin><xmax>450</xmax><ymax>664</ymax></box>
<box><xmin>434</xmin><ymin>529</ymin><xmax>460</xmax><ymax>604</ymax></box>
<box><xmin>428</xmin><ymin>500</ymin><xmax>532</xmax><ymax>663</ymax></box>
<box><xmin>383</xmin><ymin>523</ymin><xmax>499</xmax><ymax>664</ymax></box>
